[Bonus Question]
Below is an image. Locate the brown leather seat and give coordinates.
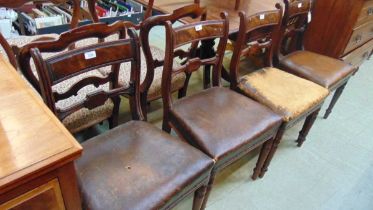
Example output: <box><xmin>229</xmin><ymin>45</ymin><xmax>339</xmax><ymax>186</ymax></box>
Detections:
<box><xmin>280</xmin><ymin>47</ymin><xmax>355</xmax><ymax>89</ymax></box>
<box><xmin>76</xmin><ymin>121</ymin><xmax>214</xmax><ymax>210</ymax></box>
<box><xmin>170</xmin><ymin>87</ymin><xmax>282</xmax><ymax>162</ymax></box>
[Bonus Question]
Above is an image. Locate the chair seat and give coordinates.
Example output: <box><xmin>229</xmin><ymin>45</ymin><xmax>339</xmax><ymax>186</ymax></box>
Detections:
<box><xmin>280</xmin><ymin>51</ymin><xmax>355</xmax><ymax>89</ymax></box>
<box><xmin>170</xmin><ymin>87</ymin><xmax>282</xmax><ymax>161</ymax></box>
<box><xmin>62</xmin><ymin>99</ymin><xmax>114</xmax><ymax>133</ymax></box>
<box><xmin>76</xmin><ymin>121</ymin><xmax>214</xmax><ymax>210</ymax></box>
<box><xmin>238</xmin><ymin>67</ymin><xmax>329</xmax><ymax>122</ymax></box>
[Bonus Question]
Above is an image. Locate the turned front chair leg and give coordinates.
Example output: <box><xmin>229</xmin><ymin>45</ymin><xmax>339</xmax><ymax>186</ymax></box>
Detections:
<box><xmin>252</xmin><ymin>137</ymin><xmax>274</xmax><ymax>180</ymax></box>
<box><xmin>200</xmin><ymin>172</ymin><xmax>216</xmax><ymax>210</ymax></box>
<box><xmin>235</xmin><ymin>0</ymin><xmax>240</xmax><ymax>10</ymax></box>
<box><xmin>297</xmin><ymin>108</ymin><xmax>321</xmax><ymax>147</ymax></box>
<box><xmin>259</xmin><ymin>124</ymin><xmax>286</xmax><ymax>178</ymax></box>
<box><xmin>193</xmin><ymin>185</ymin><xmax>208</xmax><ymax>210</ymax></box>
<box><xmin>323</xmin><ymin>82</ymin><xmax>348</xmax><ymax>119</ymax></box>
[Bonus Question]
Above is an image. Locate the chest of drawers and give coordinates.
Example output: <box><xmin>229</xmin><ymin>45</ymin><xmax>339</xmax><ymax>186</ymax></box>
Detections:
<box><xmin>304</xmin><ymin>0</ymin><xmax>373</xmax><ymax>68</ymax></box>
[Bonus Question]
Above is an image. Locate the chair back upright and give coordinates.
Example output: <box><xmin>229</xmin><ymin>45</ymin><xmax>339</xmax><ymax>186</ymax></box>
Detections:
<box><xmin>277</xmin><ymin>0</ymin><xmax>312</xmax><ymax>57</ymax></box>
<box><xmin>30</xmin><ymin>22</ymin><xmax>143</xmax><ymax>122</ymax></box>
<box><xmin>140</xmin><ymin>4</ymin><xmax>207</xmax><ymax>98</ymax></box>
<box><xmin>229</xmin><ymin>5</ymin><xmax>283</xmax><ymax>89</ymax></box>
<box><xmin>161</xmin><ymin>12</ymin><xmax>229</xmax><ymax>113</ymax></box>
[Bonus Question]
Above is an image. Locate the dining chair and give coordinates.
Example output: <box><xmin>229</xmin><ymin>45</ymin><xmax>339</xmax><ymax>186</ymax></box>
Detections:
<box><xmin>139</xmin><ymin>3</ymin><xmax>207</xmax><ymax>115</ymax></box>
<box><xmin>160</xmin><ymin>12</ymin><xmax>283</xmax><ymax>208</ymax></box>
<box><xmin>228</xmin><ymin>6</ymin><xmax>329</xmax><ymax>178</ymax></box>
<box><xmin>276</xmin><ymin>0</ymin><xmax>356</xmax><ymax>119</ymax></box>
<box><xmin>59</xmin><ymin>27</ymin><xmax>214</xmax><ymax>210</ymax></box>
<box><xmin>28</xmin><ymin>21</ymin><xmax>135</xmax><ymax>133</ymax></box>
<box><xmin>82</xmin><ymin>1</ymin><xmax>197</xmax><ymax>119</ymax></box>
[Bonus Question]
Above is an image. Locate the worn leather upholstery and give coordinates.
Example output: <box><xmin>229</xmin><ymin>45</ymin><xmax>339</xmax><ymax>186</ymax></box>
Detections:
<box><xmin>280</xmin><ymin>51</ymin><xmax>355</xmax><ymax>89</ymax></box>
<box><xmin>169</xmin><ymin>87</ymin><xmax>282</xmax><ymax>162</ymax></box>
<box><xmin>238</xmin><ymin>67</ymin><xmax>329</xmax><ymax>122</ymax></box>
<box><xmin>76</xmin><ymin>121</ymin><xmax>214</xmax><ymax>210</ymax></box>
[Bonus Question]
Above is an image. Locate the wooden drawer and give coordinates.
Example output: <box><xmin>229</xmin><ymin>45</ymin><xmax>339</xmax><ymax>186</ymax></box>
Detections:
<box><xmin>356</xmin><ymin>0</ymin><xmax>373</xmax><ymax>27</ymax></box>
<box><xmin>0</xmin><ymin>179</ymin><xmax>65</xmax><ymax>210</ymax></box>
<box><xmin>344</xmin><ymin>21</ymin><xmax>373</xmax><ymax>55</ymax></box>
<box><xmin>342</xmin><ymin>39</ymin><xmax>373</xmax><ymax>68</ymax></box>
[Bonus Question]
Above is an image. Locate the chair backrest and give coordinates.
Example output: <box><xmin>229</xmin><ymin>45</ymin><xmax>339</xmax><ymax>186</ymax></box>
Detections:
<box><xmin>140</xmin><ymin>4</ymin><xmax>207</xmax><ymax>97</ymax></box>
<box><xmin>29</xmin><ymin>22</ymin><xmax>143</xmax><ymax>122</ymax></box>
<box><xmin>229</xmin><ymin>5</ymin><xmax>283</xmax><ymax>89</ymax></box>
<box><xmin>162</xmin><ymin>12</ymin><xmax>229</xmax><ymax>111</ymax></box>
<box><xmin>278</xmin><ymin>0</ymin><xmax>311</xmax><ymax>56</ymax></box>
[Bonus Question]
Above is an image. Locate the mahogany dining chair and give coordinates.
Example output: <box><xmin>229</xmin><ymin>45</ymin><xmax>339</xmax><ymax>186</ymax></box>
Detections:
<box><xmin>276</xmin><ymin>0</ymin><xmax>356</xmax><ymax>119</ymax></box>
<box><xmin>159</xmin><ymin>11</ymin><xmax>283</xmax><ymax>208</ymax></box>
<box><xmin>227</xmin><ymin>6</ymin><xmax>329</xmax><ymax>178</ymax></box>
<box><xmin>30</xmin><ymin>23</ymin><xmax>215</xmax><ymax>210</ymax></box>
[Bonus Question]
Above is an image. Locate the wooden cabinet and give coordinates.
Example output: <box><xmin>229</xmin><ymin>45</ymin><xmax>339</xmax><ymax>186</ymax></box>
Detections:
<box><xmin>1</xmin><ymin>179</ymin><xmax>65</xmax><ymax>210</ymax></box>
<box><xmin>305</xmin><ymin>0</ymin><xmax>373</xmax><ymax>68</ymax></box>
<box><xmin>0</xmin><ymin>56</ymin><xmax>82</xmax><ymax>210</ymax></box>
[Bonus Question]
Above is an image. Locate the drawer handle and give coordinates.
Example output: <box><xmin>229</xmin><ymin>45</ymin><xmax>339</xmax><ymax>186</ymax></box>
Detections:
<box><xmin>354</xmin><ymin>35</ymin><xmax>362</xmax><ymax>44</ymax></box>
<box><xmin>368</xmin><ymin>8</ymin><xmax>373</xmax><ymax>16</ymax></box>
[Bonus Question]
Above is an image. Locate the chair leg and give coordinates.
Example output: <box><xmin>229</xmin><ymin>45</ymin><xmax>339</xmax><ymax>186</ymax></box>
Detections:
<box><xmin>259</xmin><ymin>124</ymin><xmax>286</xmax><ymax>178</ymax></box>
<box><xmin>200</xmin><ymin>173</ymin><xmax>216</xmax><ymax>210</ymax></box>
<box><xmin>296</xmin><ymin>108</ymin><xmax>321</xmax><ymax>147</ymax></box>
<box><xmin>221</xmin><ymin>67</ymin><xmax>231</xmax><ymax>83</ymax></box>
<box><xmin>323</xmin><ymin>82</ymin><xmax>348</xmax><ymax>119</ymax></box>
<box><xmin>178</xmin><ymin>73</ymin><xmax>192</xmax><ymax>99</ymax></box>
<box><xmin>140</xmin><ymin>93</ymin><xmax>148</xmax><ymax>121</ymax></box>
<box><xmin>192</xmin><ymin>185</ymin><xmax>208</xmax><ymax>210</ymax></box>
<box><xmin>252</xmin><ymin>137</ymin><xmax>274</xmax><ymax>180</ymax></box>
<box><xmin>162</xmin><ymin>120</ymin><xmax>172</xmax><ymax>133</ymax></box>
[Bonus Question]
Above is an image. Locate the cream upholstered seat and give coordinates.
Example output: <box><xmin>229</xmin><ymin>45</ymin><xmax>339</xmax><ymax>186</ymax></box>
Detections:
<box><xmin>62</xmin><ymin>99</ymin><xmax>114</xmax><ymax>133</ymax></box>
<box><xmin>118</xmin><ymin>46</ymin><xmax>185</xmax><ymax>100</ymax></box>
<box><xmin>238</xmin><ymin>67</ymin><xmax>329</xmax><ymax>122</ymax></box>
<box><xmin>53</xmin><ymin>73</ymin><xmax>113</xmax><ymax>134</ymax></box>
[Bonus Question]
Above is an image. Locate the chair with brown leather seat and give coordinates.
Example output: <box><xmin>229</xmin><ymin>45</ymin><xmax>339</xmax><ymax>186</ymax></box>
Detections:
<box><xmin>139</xmin><ymin>4</ymin><xmax>207</xmax><ymax>115</ymax></box>
<box><xmin>160</xmin><ymin>12</ymin><xmax>283</xmax><ymax>208</ymax></box>
<box><xmin>86</xmin><ymin>1</ymin><xmax>200</xmax><ymax>117</ymax></box>
<box><xmin>28</xmin><ymin>21</ymin><xmax>137</xmax><ymax>133</ymax></box>
<box><xmin>275</xmin><ymin>0</ymin><xmax>356</xmax><ymax>119</ymax></box>
<box><xmin>31</xmin><ymin>25</ymin><xmax>214</xmax><ymax>210</ymax></box>
<box><xmin>227</xmin><ymin>7</ymin><xmax>329</xmax><ymax>178</ymax></box>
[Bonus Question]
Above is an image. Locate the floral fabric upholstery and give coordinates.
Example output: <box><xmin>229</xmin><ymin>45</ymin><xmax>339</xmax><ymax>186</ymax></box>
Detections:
<box><xmin>238</xmin><ymin>67</ymin><xmax>329</xmax><ymax>122</ymax></box>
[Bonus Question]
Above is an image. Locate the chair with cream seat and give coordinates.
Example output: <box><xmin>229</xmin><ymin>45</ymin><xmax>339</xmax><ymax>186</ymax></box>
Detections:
<box><xmin>160</xmin><ymin>11</ymin><xmax>283</xmax><ymax>208</ymax></box>
<box><xmin>227</xmin><ymin>7</ymin><xmax>329</xmax><ymax>178</ymax></box>
<box><xmin>276</xmin><ymin>0</ymin><xmax>356</xmax><ymax>119</ymax></box>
